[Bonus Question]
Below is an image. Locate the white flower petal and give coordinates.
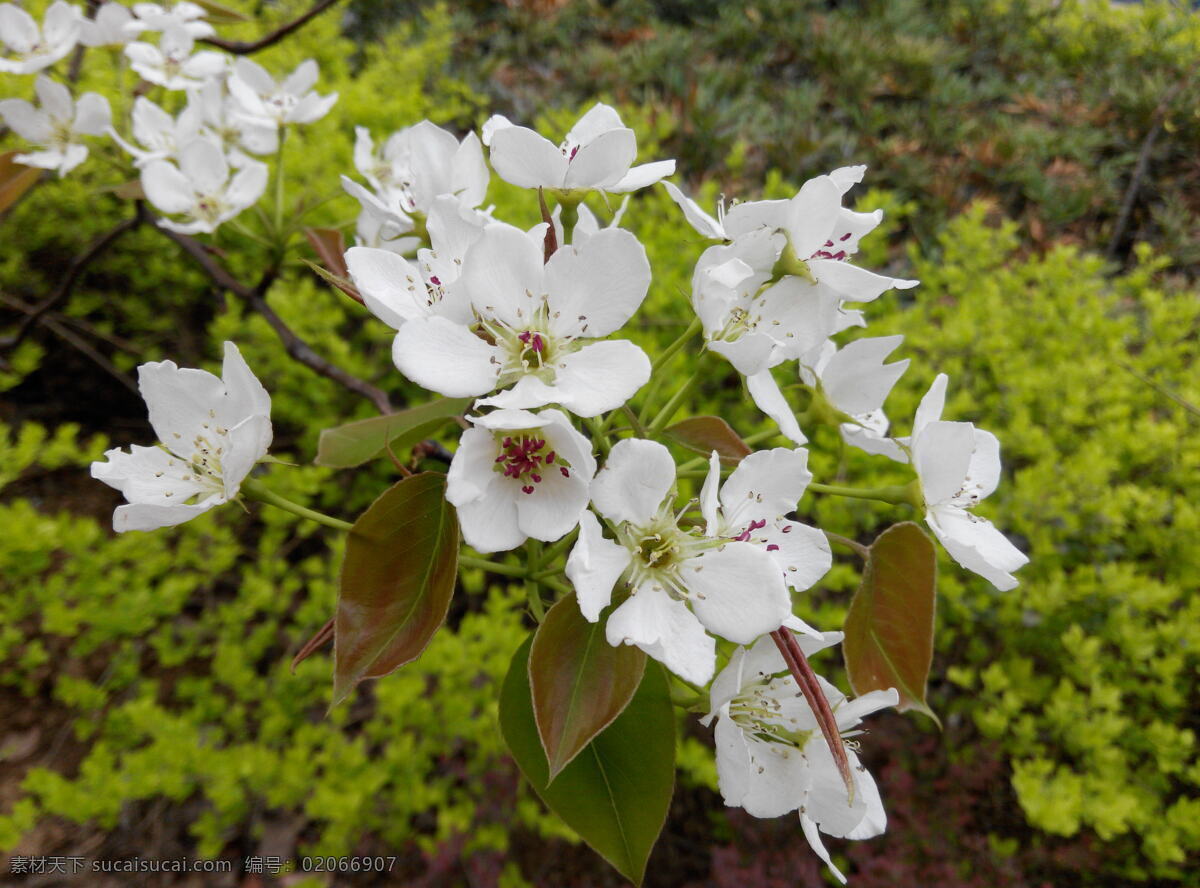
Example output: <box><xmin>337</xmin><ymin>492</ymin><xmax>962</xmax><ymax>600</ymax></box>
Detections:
<box><xmin>565</xmin><ymin>102</ymin><xmax>625</xmax><ymax>146</ymax></box>
<box><xmin>927</xmin><ymin>506</ymin><xmax>1028</xmax><ymax>591</ymax></box>
<box><xmin>456</xmin><ymin>476</ymin><xmax>526</xmax><ymax>554</ymax></box>
<box><xmin>137</xmin><ymin>359</ymin><xmax>224</xmax><ymax>449</ymax></box>
<box><xmin>700</xmin><ymin>450</ymin><xmax>721</xmax><ymax>537</ymax></box>
<box><xmin>608</xmin><ymin>158</ymin><xmax>675</xmax><ymax>193</ymax></box>
<box><xmin>820</xmin><ymin>335</ymin><xmax>909</xmax><ymax>417</ymax></box>
<box><xmin>564</xmin><ymin>127</ymin><xmax>636</xmax><ymax>189</ymax></box>
<box><xmin>0</xmin><ymin>99</ymin><xmax>51</xmax><ymax>142</ymax></box>
<box><xmin>544</xmin><ymin>227</ymin><xmax>650</xmax><ymax>338</ymax></box>
<box><xmin>345</xmin><ymin>246</ymin><xmax>426</xmax><ymax>329</ymax></box>
<box><xmin>141</xmin><ymin>160</ymin><xmax>194</xmax><ymax>214</ymax></box>
<box><xmin>565</xmin><ymin>510</ymin><xmax>631</xmax><ymax>621</ymax></box>
<box><xmin>720</xmin><ymin>447</ymin><xmax>812</xmax><ymax>529</ymax></box>
<box><xmin>801</xmin><ymin>813</ymin><xmax>847</xmax><ymax>885</ymax></box>
<box><xmin>684</xmin><ymin>543</ymin><xmax>791</xmax><ymax>644</ymax></box>
<box><xmin>113</xmin><ymin>500</ymin><xmax>218</xmax><ymax>532</ymax></box>
<box><xmin>913</xmin><ymin>372</ymin><xmax>949</xmax><ymax>437</ymax></box>
<box><xmin>606</xmin><ymin>583</ymin><xmax>715</xmax><ymax>685</ymax></box>
<box><xmin>913</xmin><ymin>420</ymin><xmax>975</xmax><ymax>505</ymax></box>
<box><xmin>662</xmin><ymin>180</ymin><xmax>725</xmax><ymax>239</ymax></box>
<box><xmin>391</xmin><ymin>316</ymin><xmax>501</xmax><ymax>398</ymax></box>
<box><xmin>460</xmin><ymin>222</ymin><xmax>544</xmax><ymax>327</ymax></box>
<box><xmin>590</xmin><ymin>437</ymin><xmax>675</xmax><ymax>526</ymax></box>
<box><xmin>809</xmin><ymin>258</ymin><xmax>918</xmax><ymax>303</ymax></box>
<box><xmin>784</xmin><ymin>174</ymin><xmax>842</xmax><ymax>258</ymax></box>
<box><xmin>746</xmin><ymin>370</ymin><xmax>807</xmax><ymax>445</ymax></box>
<box><xmin>489</xmin><ymin>124</ymin><xmax>567</xmax><ymax>189</ymax></box>
<box><xmin>760</xmin><ymin>518</ymin><xmax>832</xmax><ymax>592</ymax></box>
<box><xmin>544</xmin><ymin>339</ymin><xmax>650</xmax><ymax>418</ymax></box>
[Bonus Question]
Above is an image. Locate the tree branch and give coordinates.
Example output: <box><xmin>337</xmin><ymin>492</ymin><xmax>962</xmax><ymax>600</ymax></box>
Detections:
<box><xmin>200</xmin><ymin>0</ymin><xmax>343</xmax><ymax>55</ymax></box>
<box><xmin>1</xmin><ymin>210</ymin><xmax>142</xmax><ymax>351</ymax></box>
<box><xmin>155</xmin><ymin>223</ymin><xmax>394</xmax><ymax>414</ymax></box>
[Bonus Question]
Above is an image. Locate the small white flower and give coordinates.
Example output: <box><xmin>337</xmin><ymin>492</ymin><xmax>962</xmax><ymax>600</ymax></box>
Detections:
<box><xmin>352</xmin><ymin>121</ymin><xmax>488</xmax><ymax>218</ymax></box>
<box><xmin>188</xmin><ymin>79</ymin><xmax>278</xmax><ymax>157</ymax></box>
<box><xmin>0</xmin><ymin>76</ymin><xmax>110</xmax><ymax>176</ymax></box>
<box><xmin>699</xmin><ymin>447</ymin><xmax>832</xmax><ymax>598</ymax></box>
<box><xmin>565</xmin><ymin>439</ymin><xmax>794</xmax><ymax>685</ymax></box>
<box><xmin>80</xmin><ymin>3</ymin><xmax>134</xmax><ymax>47</ymax></box>
<box><xmin>702</xmin><ymin>634</ymin><xmax>898</xmax><ymax>884</ymax></box>
<box><xmin>91</xmin><ymin>342</ymin><xmax>272</xmax><ymax>533</ymax></box>
<box><xmin>108</xmin><ymin>95</ymin><xmax>203</xmax><ymax>167</ymax></box>
<box><xmin>124</xmin><ymin>1</ymin><xmax>215</xmax><ymax>39</ymax></box>
<box><xmin>342</xmin><ymin>175</ymin><xmax>422</xmax><ymax>255</ymax></box>
<box><xmin>0</xmin><ymin>1</ymin><xmax>81</xmax><ymax>74</ymax></box>
<box><xmin>661</xmin><ymin>180</ymin><xmax>730</xmax><ymax>240</ymax></box>
<box><xmin>907</xmin><ymin>375</ymin><xmax>1029</xmax><ymax>591</ymax></box>
<box><xmin>483</xmin><ymin>102</ymin><xmax>675</xmax><ymax>194</ymax></box>
<box><xmin>124</xmin><ymin>26</ymin><xmax>226</xmax><ymax>90</ymax></box>
<box><xmin>446</xmin><ymin>408</ymin><xmax>596</xmax><ymax>553</ymax></box>
<box><xmin>227</xmin><ymin>58</ymin><xmax>337</xmax><ymax>128</ymax></box>
<box><xmin>141</xmin><ymin>138</ymin><xmax>267</xmax><ymax>234</ymax></box>
<box><xmin>748</xmin><ymin>335</ymin><xmax>911</xmax><ymax>455</ymax></box>
<box><xmin>346</xmin><ymin>194</ymin><xmax>487</xmax><ymax>329</ymax></box>
<box><xmin>390</xmin><ymin>221</ymin><xmax>652</xmax><ymax>418</ymax></box>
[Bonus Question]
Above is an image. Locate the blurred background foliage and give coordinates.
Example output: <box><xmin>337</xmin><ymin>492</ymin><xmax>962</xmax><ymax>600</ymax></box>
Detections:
<box><xmin>0</xmin><ymin>0</ymin><xmax>1198</xmax><ymax>885</ymax></box>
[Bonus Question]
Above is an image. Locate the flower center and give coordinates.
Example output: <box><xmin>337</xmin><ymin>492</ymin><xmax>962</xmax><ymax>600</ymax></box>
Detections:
<box><xmin>493</xmin><ymin>432</ymin><xmax>571</xmax><ymax>494</ymax></box>
<box><xmin>194</xmin><ymin>194</ymin><xmax>228</xmax><ymax>224</ymax></box>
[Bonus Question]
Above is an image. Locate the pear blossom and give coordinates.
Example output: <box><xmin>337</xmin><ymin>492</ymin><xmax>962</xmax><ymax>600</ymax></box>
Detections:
<box><xmin>0</xmin><ymin>76</ymin><xmax>111</xmax><ymax>176</ymax></box>
<box><xmin>80</xmin><ymin>3</ymin><xmax>134</xmax><ymax>46</ymax></box>
<box><xmin>346</xmin><ymin>194</ymin><xmax>486</xmax><ymax>330</ymax></box>
<box><xmin>483</xmin><ymin>102</ymin><xmax>675</xmax><ymax>194</ymax></box>
<box><xmin>390</xmin><ymin>222</ymin><xmax>652</xmax><ymax>418</ymax></box>
<box><xmin>91</xmin><ymin>342</ymin><xmax>272</xmax><ymax>533</ymax></box>
<box><xmin>108</xmin><ymin>95</ymin><xmax>203</xmax><ymax>167</ymax></box>
<box><xmin>908</xmin><ymin>375</ymin><xmax>1029</xmax><ymax>591</ymax></box>
<box><xmin>699</xmin><ymin>447</ymin><xmax>832</xmax><ymax>596</ymax></box>
<box><xmin>0</xmin><ymin>1</ymin><xmax>81</xmax><ymax>74</ymax></box>
<box><xmin>189</xmin><ymin>79</ymin><xmax>278</xmax><ymax>157</ymax></box>
<box><xmin>124</xmin><ymin>1</ymin><xmax>214</xmax><ymax>38</ymax></box>
<box><xmin>446</xmin><ymin>408</ymin><xmax>596</xmax><ymax>553</ymax></box>
<box><xmin>125</xmin><ymin>26</ymin><xmax>226</xmax><ymax>90</ymax></box>
<box><xmin>228</xmin><ymin>58</ymin><xmax>337</xmax><ymax>128</ymax></box>
<box><xmin>352</xmin><ymin>121</ymin><xmax>488</xmax><ymax>218</ymax></box>
<box><xmin>702</xmin><ymin>634</ymin><xmax>898</xmax><ymax>884</ymax></box>
<box><xmin>748</xmin><ymin>335</ymin><xmax>911</xmax><ymax>456</ymax></box>
<box><xmin>141</xmin><ymin>138</ymin><xmax>268</xmax><ymax>234</ymax></box>
<box><xmin>341</xmin><ymin>176</ymin><xmax>422</xmax><ymax>255</ymax></box>
<box><xmin>662</xmin><ymin>180</ymin><xmax>729</xmax><ymax>240</ymax></box>
<box><xmin>564</xmin><ymin>438</ymin><xmax>794</xmax><ymax>685</ymax></box>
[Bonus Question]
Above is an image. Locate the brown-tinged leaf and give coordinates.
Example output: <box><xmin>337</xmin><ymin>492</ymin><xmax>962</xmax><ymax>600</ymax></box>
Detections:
<box><xmin>537</xmin><ymin>187</ymin><xmax>557</xmax><ymax>262</ymax></box>
<box><xmin>112</xmin><ymin>179</ymin><xmax>145</xmax><ymax>200</ymax></box>
<box><xmin>530</xmin><ymin>593</ymin><xmax>646</xmax><ymax>780</ymax></box>
<box><xmin>190</xmin><ymin>0</ymin><xmax>249</xmax><ymax>22</ymax></box>
<box><xmin>664</xmin><ymin>415</ymin><xmax>751</xmax><ymax>464</ymax></box>
<box><xmin>304</xmin><ymin>227</ymin><xmax>349</xmax><ymax>278</ymax></box>
<box><xmin>291</xmin><ymin>617</ymin><xmax>334</xmax><ymax>672</ymax></box>
<box><xmin>0</xmin><ymin>152</ymin><xmax>41</xmax><ymax>214</ymax></box>
<box><xmin>843</xmin><ymin>521</ymin><xmax>940</xmax><ymax>726</ymax></box>
<box><xmin>332</xmin><ymin>473</ymin><xmax>458</xmax><ymax>706</ymax></box>
<box><xmin>315</xmin><ymin>398</ymin><xmax>471</xmax><ymax>468</ymax></box>
<box><xmin>302</xmin><ymin>259</ymin><xmax>362</xmax><ymax>304</ymax></box>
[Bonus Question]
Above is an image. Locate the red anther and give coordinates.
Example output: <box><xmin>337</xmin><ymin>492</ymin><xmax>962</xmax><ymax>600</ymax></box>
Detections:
<box><xmin>560</xmin><ymin>467</ymin><xmax>570</xmax><ymax>477</ymax></box>
<box><xmin>839</xmin><ymin>231</ymin><xmax>852</xmax><ymax>241</ymax></box>
<box><xmin>430</xmin><ymin>275</ymin><xmax>441</xmax><ymax>285</ymax></box>
<box><xmin>546</xmin><ymin>451</ymin><xmax>556</xmax><ymax>464</ymax></box>
<box><xmin>767</xmin><ymin>544</ymin><xmax>780</xmax><ymax>551</ymax></box>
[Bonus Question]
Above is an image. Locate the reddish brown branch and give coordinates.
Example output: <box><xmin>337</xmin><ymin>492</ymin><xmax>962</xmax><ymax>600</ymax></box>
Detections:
<box><xmin>156</xmin><ymin>223</ymin><xmax>393</xmax><ymax>414</ymax></box>
<box><xmin>200</xmin><ymin>0</ymin><xmax>343</xmax><ymax>55</ymax></box>
<box><xmin>291</xmin><ymin>617</ymin><xmax>335</xmax><ymax>672</ymax></box>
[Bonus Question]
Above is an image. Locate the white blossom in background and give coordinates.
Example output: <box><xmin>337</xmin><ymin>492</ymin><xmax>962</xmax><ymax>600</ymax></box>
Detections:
<box><xmin>661</xmin><ymin>180</ymin><xmax>730</xmax><ymax>240</ymax></box>
<box><xmin>749</xmin><ymin>335</ymin><xmax>911</xmax><ymax>457</ymax></box>
<box><xmin>0</xmin><ymin>1</ymin><xmax>81</xmax><ymax>74</ymax></box>
<box><xmin>80</xmin><ymin>3</ymin><xmax>134</xmax><ymax>47</ymax></box>
<box><xmin>346</xmin><ymin>195</ymin><xmax>486</xmax><ymax>329</ymax></box>
<box><xmin>390</xmin><ymin>222</ymin><xmax>653</xmax><ymax>417</ymax></box>
<box><xmin>907</xmin><ymin>375</ymin><xmax>1029</xmax><ymax>591</ymax></box>
<box><xmin>124</xmin><ymin>1</ymin><xmax>215</xmax><ymax>39</ymax></box>
<box><xmin>108</xmin><ymin>95</ymin><xmax>202</xmax><ymax>167</ymax></box>
<box><xmin>483</xmin><ymin>102</ymin><xmax>675</xmax><ymax>194</ymax></box>
<box><xmin>446</xmin><ymin>408</ymin><xmax>596</xmax><ymax>553</ymax></box>
<box><xmin>352</xmin><ymin>121</ymin><xmax>488</xmax><ymax>218</ymax></box>
<box><xmin>228</xmin><ymin>58</ymin><xmax>337</xmax><ymax>128</ymax></box>
<box><xmin>125</xmin><ymin>26</ymin><xmax>226</xmax><ymax>90</ymax></box>
<box><xmin>0</xmin><ymin>76</ymin><xmax>111</xmax><ymax>176</ymax></box>
<box><xmin>702</xmin><ymin>634</ymin><xmax>898</xmax><ymax>884</ymax></box>
<box><xmin>565</xmin><ymin>438</ymin><xmax>794</xmax><ymax>685</ymax></box>
<box><xmin>141</xmin><ymin>138</ymin><xmax>267</xmax><ymax>234</ymax></box>
<box><xmin>189</xmin><ymin>79</ymin><xmax>278</xmax><ymax>158</ymax></box>
<box><xmin>699</xmin><ymin>447</ymin><xmax>832</xmax><ymax>597</ymax></box>
<box><xmin>91</xmin><ymin>342</ymin><xmax>272</xmax><ymax>533</ymax></box>
<box><xmin>342</xmin><ymin>177</ymin><xmax>422</xmax><ymax>255</ymax></box>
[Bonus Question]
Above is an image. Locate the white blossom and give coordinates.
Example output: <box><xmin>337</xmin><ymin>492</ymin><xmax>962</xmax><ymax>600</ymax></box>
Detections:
<box><xmin>108</xmin><ymin>95</ymin><xmax>202</xmax><ymax>167</ymax></box>
<box><xmin>446</xmin><ymin>408</ymin><xmax>596</xmax><ymax>553</ymax></box>
<box><xmin>390</xmin><ymin>222</ymin><xmax>652</xmax><ymax>418</ymax></box>
<box><xmin>188</xmin><ymin>79</ymin><xmax>278</xmax><ymax>157</ymax></box>
<box><xmin>227</xmin><ymin>58</ymin><xmax>337</xmax><ymax>128</ymax></box>
<box><xmin>123</xmin><ymin>1</ymin><xmax>214</xmax><ymax>39</ymax></box>
<box><xmin>702</xmin><ymin>634</ymin><xmax>898</xmax><ymax>884</ymax></box>
<box><xmin>565</xmin><ymin>439</ymin><xmax>794</xmax><ymax>685</ymax></box>
<box><xmin>352</xmin><ymin>121</ymin><xmax>488</xmax><ymax>218</ymax></box>
<box><xmin>908</xmin><ymin>375</ymin><xmax>1029</xmax><ymax>591</ymax></box>
<box><xmin>483</xmin><ymin>102</ymin><xmax>674</xmax><ymax>194</ymax></box>
<box><xmin>91</xmin><ymin>342</ymin><xmax>272</xmax><ymax>533</ymax></box>
<box><xmin>124</xmin><ymin>26</ymin><xmax>226</xmax><ymax>90</ymax></box>
<box><xmin>0</xmin><ymin>1</ymin><xmax>81</xmax><ymax>74</ymax></box>
<box><xmin>0</xmin><ymin>76</ymin><xmax>110</xmax><ymax>176</ymax></box>
<box><xmin>141</xmin><ymin>137</ymin><xmax>267</xmax><ymax>234</ymax></box>
<box><xmin>79</xmin><ymin>3</ymin><xmax>134</xmax><ymax>46</ymax></box>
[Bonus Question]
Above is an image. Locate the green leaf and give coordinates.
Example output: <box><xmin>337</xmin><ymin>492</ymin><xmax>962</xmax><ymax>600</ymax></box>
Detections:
<box><xmin>664</xmin><ymin>415</ymin><xmax>751</xmax><ymax>464</ymax></box>
<box><xmin>333</xmin><ymin>473</ymin><xmax>459</xmax><ymax>706</ymax></box>
<box><xmin>0</xmin><ymin>152</ymin><xmax>40</xmax><ymax>215</ymax></box>
<box><xmin>315</xmin><ymin>398</ymin><xmax>471</xmax><ymax>468</ymax></box>
<box><xmin>529</xmin><ymin>593</ymin><xmax>646</xmax><ymax>780</ymax></box>
<box><xmin>843</xmin><ymin>521</ymin><xmax>941</xmax><ymax>726</ymax></box>
<box><xmin>500</xmin><ymin>636</ymin><xmax>674</xmax><ymax>887</ymax></box>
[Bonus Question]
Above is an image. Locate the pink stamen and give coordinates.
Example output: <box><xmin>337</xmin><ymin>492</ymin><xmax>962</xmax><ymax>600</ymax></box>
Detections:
<box><xmin>429</xmin><ymin>275</ymin><xmax>441</xmax><ymax>285</ymax></box>
<box><xmin>495</xmin><ymin>433</ymin><xmax>566</xmax><ymax>493</ymax></box>
<box><xmin>767</xmin><ymin>544</ymin><xmax>780</xmax><ymax>552</ymax></box>
<box><xmin>518</xmin><ymin>331</ymin><xmax>545</xmax><ymax>353</ymax></box>
<box><xmin>733</xmin><ymin>518</ymin><xmax>768</xmax><ymax>543</ymax></box>
<box><xmin>839</xmin><ymin>231</ymin><xmax>852</xmax><ymax>241</ymax></box>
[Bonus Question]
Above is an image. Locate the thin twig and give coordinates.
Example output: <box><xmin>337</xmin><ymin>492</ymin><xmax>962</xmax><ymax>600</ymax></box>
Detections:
<box><xmin>1</xmin><ymin>211</ymin><xmax>142</xmax><ymax>350</ymax></box>
<box><xmin>156</xmin><ymin>223</ymin><xmax>393</xmax><ymax>413</ymax></box>
<box><xmin>200</xmin><ymin>0</ymin><xmax>343</xmax><ymax>54</ymax></box>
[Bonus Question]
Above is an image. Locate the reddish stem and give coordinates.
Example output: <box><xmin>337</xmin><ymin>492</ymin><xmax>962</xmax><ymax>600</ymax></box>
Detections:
<box><xmin>770</xmin><ymin>628</ymin><xmax>855</xmax><ymax>803</ymax></box>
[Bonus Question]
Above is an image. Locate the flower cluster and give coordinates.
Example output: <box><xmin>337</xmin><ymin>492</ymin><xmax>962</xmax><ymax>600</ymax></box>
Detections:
<box><xmin>71</xmin><ymin>62</ymin><xmax>1030</xmax><ymax>874</ymax></box>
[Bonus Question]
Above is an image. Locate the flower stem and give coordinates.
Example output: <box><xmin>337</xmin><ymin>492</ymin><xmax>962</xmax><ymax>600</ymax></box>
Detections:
<box><xmin>824</xmin><ymin>531</ymin><xmax>870</xmax><ymax>560</ymax></box>
<box><xmin>807</xmin><ymin>480</ymin><xmax>919</xmax><ymax>507</ymax></box>
<box><xmin>586</xmin><ymin>415</ymin><xmax>612</xmax><ymax>457</ymax></box>
<box><xmin>638</xmin><ymin>317</ymin><xmax>703</xmax><ymax>426</ymax></box>
<box><xmin>647</xmin><ymin>368</ymin><xmax>703</xmax><ymax>435</ymax></box>
<box><xmin>457</xmin><ymin>555</ymin><xmax>529</xmax><ymax>579</ymax></box>
<box><xmin>273</xmin><ymin>127</ymin><xmax>288</xmax><ymax>248</ymax></box>
<box><xmin>241</xmin><ymin>478</ymin><xmax>354</xmax><ymax>532</ymax></box>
